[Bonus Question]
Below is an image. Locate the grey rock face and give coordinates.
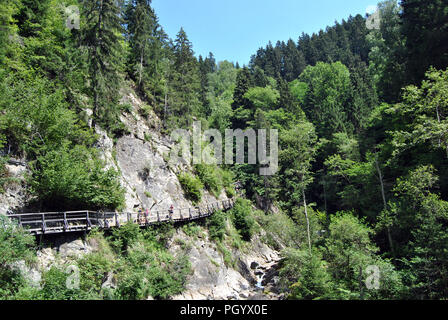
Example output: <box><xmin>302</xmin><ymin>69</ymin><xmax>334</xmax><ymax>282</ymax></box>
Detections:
<box><xmin>169</xmin><ymin>230</ymin><xmax>281</xmax><ymax>300</ymax></box>
<box><xmin>0</xmin><ymin>161</ymin><xmax>28</xmax><ymax>214</ymax></box>
<box><xmin>58</xmin><ymin>239</ymin><xmax>91</xmax><ymax>258</ymax></box>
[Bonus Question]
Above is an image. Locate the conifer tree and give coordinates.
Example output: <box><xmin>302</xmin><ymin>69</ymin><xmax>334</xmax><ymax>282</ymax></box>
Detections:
<box><xmin>167</xmin><ymin>27</ymin><xmax>201</xmax><ymax>128</ymax></box>
<box><xmin>80</xmin><ymin>0</ymin><xmax>124</xmax><ymax>126</ymax></box>
<box><xmin>401</xmin><ymin>0</ymin><xmax>448</xmax><ymax>85</ymax></box>
<box><xmin>231</xmin><ymin>67</ymin><xmax>253</xmax><ymax>128</ymax></box>
<box><xmin>125</xmin><ymin>0</ymin><xmax>168</xmax><ymax>106</ymax></box>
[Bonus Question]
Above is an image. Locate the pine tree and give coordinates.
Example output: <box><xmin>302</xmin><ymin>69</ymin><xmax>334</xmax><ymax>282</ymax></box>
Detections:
<box><xmin>401</xmin><ymin>0</ymin><xmax>448</xmax><ymax>85</ymax></box>
<box><xmin>0</xmin><ymin>0</ymin><xmax>22</xmax><ymax>66</ymax></box>
<box><xmin>231</xmin><ymin>67</ymin><xmax>253</xmax><ymax>128</ymax></box>
<box><xmin>80</xmin><ymin>0</ymin><xmax>125</xmax><ymax>127</ymax></box>
<box><xmin>125</xmin><ymin>0</ymin><xmax>157</xmax><ymax>87</ymax></box>
<box><xmin>14</xmin><ymin>0</ymin><xmax>50</xmax><ymax>38</ymax></box>
<box><xmin>125</xmin><ymin>0</ymin><xmax>167</xmax><ymax>104</ymax></box>
<box><xmin>167</xmin><ymin>28</ymin><xmax>202</xmax><ymax>128</ymax></box>
<box><xmin>282</xmin><ymin>39</ymin><xmax>306</xmax><ymax>81</ymax></box>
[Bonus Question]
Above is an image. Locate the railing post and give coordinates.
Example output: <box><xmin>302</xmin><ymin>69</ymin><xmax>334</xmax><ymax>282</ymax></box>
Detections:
<box><xmin>63</xmin><ymin>212</ymin><xmax>68</xmax><ymax>232</ymax></box>
<box><xmin>41</xmin><ymin>214</ymin><xmax>46</xmax><ymax>234</ymax></box>
<box><xmin>157</xmin><ymin>211</ymin><xmax>160</xmax><ymax>222</ymax></box>
<box><xmin>189</xmin><ymin>208</ymin><xmax>192</xmax><ymax>219</ymax></box>
<box><xmin>115</xmin><ymin>213</ymin><xmax>120</xmax><ymax>228</ymax></box>
<box><xmin>86</xmin><ymin>211</ymin><xmax>92</xmax><ymax>229</ymax></box>
<box><xmin>103</xmin><ymin>212</ymin><xmax>109</xmax><ymax>228</ymax></box>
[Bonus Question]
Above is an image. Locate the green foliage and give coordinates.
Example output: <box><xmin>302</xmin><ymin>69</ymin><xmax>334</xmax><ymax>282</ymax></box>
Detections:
<box><xmin>0</xmin><ymin>216</ymin><xmax>35</xmax><ymax>267</ymax></box>
<box><xmin>182</xmin><ymin>222</ymin><xmax>202</xmax><ymax>238</ymax></box>
<box><xmin>280</xmin><ymin>248</ymin><xmax>333</xmax><ymax>300</ymax></box>
<box><xmin>109</xmin><ymin>222</ymin><xmax>142</xmax><ymax>254</ymax></box>
<box><xmin>116</xmin><ymin>241</ymin><xmax>190</xmax><ymax>300</ymax></box>
<box><xmin>389</xmin><ymin>68</ymin><xmax>448</xmax><ymax>159</ymax></box>
<box><xmin>401</xmin><ymin>0</ymin><xmax>448</xmax><ymax>86</ymax></box>
<box><xmin>299</xmin><ymin>62</ymin><xmax>353</xmax><ymax>138</ymax></box>
<box><xmin>243</xmin><ymin>86</ymin><xmax>279</xmax><ymax>111</ymax></box>
<box><xmin>323</xmin><ymin>212</ymin><xmax>403</xmax><ymax>299</ymax></box>
<box><xmin>195</xmin><ymin>164</ymin><xmax>223</xmax><ymax>197</ymax></box>
<box><xmin>0</xmin><ymin>216</ymin><xmax>35</xmax><ymax>299</ymax></box>
<box><xmin>207</xmin><ymin>211</ymin><xmax>226</xmax><ymax>241</ymax></box>
<box><xmin>80</xmin><ymin>0</ymin><xmax>125</xmax><ymax>128</ymax></box>
<box><xmin>178</xmin><ymin>172</ymin><xmax>203</xmax><ymax>203</ymax></box>
<box><xmin>194</xmin><ymin>164</ymin><xmax>234</xmax><ymax>198</ymax></box>
<box><xmin>29</xmin><ymin>145</ymin><xmax>124</xmax><ymax>210</ymax></box>
<box><xmin>231</xmin><ymin>198</ymin><xmax>255</xmax><ymax>241</ymax></box>
<box><xmin>38</xmin><ymin>266</ymin><xmax>81</xmax><ymax>300</ymax></box>
<box><xmin>1</xmin><ymin>0</ymin><xmax>448</xmax><ymax>301</ymax></box>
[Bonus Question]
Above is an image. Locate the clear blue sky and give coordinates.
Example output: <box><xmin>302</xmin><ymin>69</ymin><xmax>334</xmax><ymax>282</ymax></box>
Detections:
<box><xmin>152</xmin><ymin>0</ymin><xmax>379</xmax><ymax>66</ymax></box>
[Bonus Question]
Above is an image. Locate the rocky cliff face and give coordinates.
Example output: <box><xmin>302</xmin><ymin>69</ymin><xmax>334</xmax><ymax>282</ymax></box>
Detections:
<box><xmin>0</xmin><ymin>160</ymin><xmax>28</xmax><ymax>214</ymax></box>
<box><xmin>168</xmin><ymin>229</ymin><xmax>282</xmax><ymax>300</ymax></box>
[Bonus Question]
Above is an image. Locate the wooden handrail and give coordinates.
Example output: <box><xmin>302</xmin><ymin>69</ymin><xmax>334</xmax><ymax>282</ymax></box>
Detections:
<box><xmin>5</xmin><ymin>198</ymin><xmax>236</xmax><ymax>235</ymax></box>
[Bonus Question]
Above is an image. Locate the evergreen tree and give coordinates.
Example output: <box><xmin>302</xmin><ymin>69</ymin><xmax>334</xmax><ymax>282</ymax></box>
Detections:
<box><xmin>14</xmin><ymin>0</ymin><xmax>50</xmax><ymax>38</ymax></box>
<box><xmin>231</xmin><ymin>67</ymin><xmax>253</xmax><ymax>128</ymax></box>
<box><xmin>80</xmin><ymin>0</ymin><xmax>125</xmax><ymax>128</ymax></box>
<box><xmin>167</xmin><ymin>27</ymin><xmax>202</xmax><ymax>128</ymax></box>
<box><xmin>282</xmin><ymin>39</ymin><xmax>306</xmax><ymax>81</ymax></box>
<box><xmin>401</xmin><ymin>0</ymin><xmax>448</xmax><ymax>85</ymax></box>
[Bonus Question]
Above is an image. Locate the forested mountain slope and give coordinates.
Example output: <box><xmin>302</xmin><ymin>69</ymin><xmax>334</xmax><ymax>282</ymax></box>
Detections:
<box><xmin>1</xmin><ymin>0</ymin><xmax>448</xmax><ymax>300</ymax></box>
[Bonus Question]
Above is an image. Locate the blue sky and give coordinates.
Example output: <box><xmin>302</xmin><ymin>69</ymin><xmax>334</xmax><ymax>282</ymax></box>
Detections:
<box><xmin>152</xmin><ymin>0</ymin><xmax>379</xmax><ymax>66</ymax></box>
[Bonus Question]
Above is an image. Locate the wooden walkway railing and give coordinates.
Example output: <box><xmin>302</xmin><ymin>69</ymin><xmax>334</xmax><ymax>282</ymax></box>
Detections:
<box><xmin>6</xmin><ymin>199</ymin><xmax>235</xmax><ymax>236</ymax></box>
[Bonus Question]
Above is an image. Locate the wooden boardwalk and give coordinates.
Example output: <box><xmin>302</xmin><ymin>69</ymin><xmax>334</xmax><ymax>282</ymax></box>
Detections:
<box><xmin>6</xmin><ymin>199</ymin><xmax>235</xmax><ymax>236</ymax></box>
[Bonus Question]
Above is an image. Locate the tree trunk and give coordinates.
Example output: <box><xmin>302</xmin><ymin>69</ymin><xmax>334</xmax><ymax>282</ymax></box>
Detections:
<box><xmin>303</xmin><ymin>189</ymin><xmax>312</xmax><ymax>255</ymax></box>
<box><xmin>375</xmin><ymin>158</ymin><xmax>395</xmax><ymax>256</ymax></box>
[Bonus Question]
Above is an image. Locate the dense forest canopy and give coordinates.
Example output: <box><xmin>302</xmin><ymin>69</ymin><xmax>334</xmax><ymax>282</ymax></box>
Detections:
<box><xmin>1</xmin><ymin>0</ymin><xmax>448</xmax><ymax>300</ymax></box>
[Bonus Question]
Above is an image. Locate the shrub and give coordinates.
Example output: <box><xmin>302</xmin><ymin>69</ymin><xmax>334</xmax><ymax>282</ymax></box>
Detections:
<box><xmin>178</xmin><ymin>173</ymin><xmax>203</xmax><ymax>203</ymax></box>
<box><xmin>39</xmin><ymin>267</ymin><xmax>83</xmax><ymax>300</ymax></box>
<box><xmin>231</xmin><ymin>198</ymin><xmax>255</xmax><ymax>241</ymax></box>
<box><xmin>195</xmin><ymin>164</ymin><xmax>222</xmax><ymax>197</ymax></box>
<box><xmin>279</xmin><ymin>248</ymin><xmax>333</xmax><ymax>300</ymax></box>
<box><xmin>194</xmin><ymin>165</ymin><xmax>235</xmax><ymax>198</ymax></box>
<box><xmin>116</xmin><ymin>242</ymin><xmax>191</xmax><ymax>300</ymax></box>
<box><xmin>253</xmin><ymin>210</ymin><xmax>302</xmax><ymax>250</ymax></box>
<box><xmin>0</xmin><ymin>216</ymin><xmax>35</xmax><ymax>267</ymax></box>
<box><xmin>182</xmin><ymin>222</ymin><xmax>202</xmax><ymax>238</ymax></box>
<box><xmin>207</xmin><ymin>211</ymin><xmax>226</xmax><ymax>241</ymax></box>
<box><xmin>29</xmin><ymin>145</ymin><xmax>125</xmax><ymax>210</ymax></box>
<box><xmin>109</xmin><ymin>223</ymin><xmax>142</xmax><ymax>254</ymax></box>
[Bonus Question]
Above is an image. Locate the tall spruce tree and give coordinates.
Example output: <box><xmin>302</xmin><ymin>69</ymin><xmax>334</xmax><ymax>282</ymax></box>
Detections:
<box><xmin>125</xmin><ymin>0</ymin><xmax>168</xmax><ymax>105</ymax></box>
<box><xmin>167</xmin><ymin>27</ymin><xmax>201</xmax><ymax>128</ymax></box>
<box><xmin>80</xmin><ymin>0</ymin><xmax>124</xmax><ymax>127</ymax></box>
<box><xmin>401</xmin><ymin>0</ymin><xmax>448</xmax><ymax>85</ymax></box>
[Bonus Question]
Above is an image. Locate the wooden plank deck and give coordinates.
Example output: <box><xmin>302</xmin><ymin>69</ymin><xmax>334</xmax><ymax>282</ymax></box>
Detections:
<box><xmin>6</xmin><ymin>199</ymin><xmax>236</xmax><ymax>236</ymax></box>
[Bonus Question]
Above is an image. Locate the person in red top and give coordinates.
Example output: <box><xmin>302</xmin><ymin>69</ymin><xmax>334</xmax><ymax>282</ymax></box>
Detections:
<box><xmin>169</xmin><ymin>204</ymin><xmax>174</xmax><ymax>220</ymax></box>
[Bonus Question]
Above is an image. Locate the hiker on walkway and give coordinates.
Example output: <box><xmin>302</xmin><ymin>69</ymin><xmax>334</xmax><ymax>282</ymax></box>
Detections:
<box><xmin>169</xmin><ymin>204</ymin><xmax>174</xmax><ymax>220</ymax></box>
<box><xmin>137</xmin><ymin>209</ymin><xmax>142</xmax><ymax>225</ymax></box>
<box><xmin>144</xmin><ymin>209</ymin><xmax>149</xmax><ymax>225</ymax></box>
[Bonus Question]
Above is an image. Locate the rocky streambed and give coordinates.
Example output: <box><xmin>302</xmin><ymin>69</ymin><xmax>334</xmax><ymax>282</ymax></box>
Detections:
<box><xmin>169</xmin><ymin>230</ymin><xmax>284</xmax><ymax>300</ymax></box>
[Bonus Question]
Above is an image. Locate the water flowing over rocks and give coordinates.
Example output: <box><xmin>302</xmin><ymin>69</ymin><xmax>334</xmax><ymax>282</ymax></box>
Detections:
<box><xmin>169</xmin><ymin>230</ymin><xmax>283</xmax><ymax>300</ymax></box>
